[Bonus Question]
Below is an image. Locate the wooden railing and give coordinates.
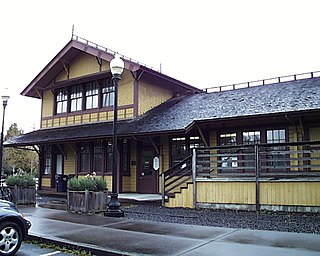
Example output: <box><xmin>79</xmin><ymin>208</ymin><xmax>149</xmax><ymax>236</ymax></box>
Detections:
<box><xmin>161</xmin><ymin>140</ymin><xmax>320</xmax><ymax>208</ymax></box>
<box><xmin>160</xmin><ymin>155</ymin><xmax>192</xmax><ymax>205</ymax></box>
<box><xmin>196</xmin><ymin>140</ymin><xmax>320</xmax><ymax>177</ymax></box>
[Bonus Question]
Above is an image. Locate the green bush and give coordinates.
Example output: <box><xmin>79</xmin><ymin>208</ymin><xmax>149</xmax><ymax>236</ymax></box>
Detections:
<box><xmin>6</xmin><ymin>173</ymin><xmax>36</xmax><ymax>187</ymax></box>
<box><xmin>67</xmin><ymin>176</ymin><xmax>107</xmax><ymax>192</ymax></box>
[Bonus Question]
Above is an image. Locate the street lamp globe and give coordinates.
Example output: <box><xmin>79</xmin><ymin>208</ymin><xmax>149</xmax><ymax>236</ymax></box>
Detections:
<box><xmin>110</xmin><ymin>54</ymin><xmax>124</xmax><ymax>76</ymax></box>
<box><xmin>2</xmin><ymin>95</ymin><xmax>9</xmax><ymax>107</ymax></box>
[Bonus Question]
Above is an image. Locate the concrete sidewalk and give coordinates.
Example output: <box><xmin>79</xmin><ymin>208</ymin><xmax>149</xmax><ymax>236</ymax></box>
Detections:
<box><xmin>19</xmin><ymin>206</ymin><xmax>320</xmax><ymax>256</ymax></box>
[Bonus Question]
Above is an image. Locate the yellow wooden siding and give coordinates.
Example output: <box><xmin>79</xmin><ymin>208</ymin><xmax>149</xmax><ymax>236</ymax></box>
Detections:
<box><xmin>42</xmin><ymin>90</ymin><xmax>54</xmax><ymax>118</ymax></box>
<box><xmin>197</xmin><ymin>182</ymin><xmax>256</xmax><ymax>204</ymax></box>
<box><xmin>166</xmin><ymin>184</ymin><xmax>193</xmax><ymax>208</ymax></box>
<box><xmin>104</xmin><ymin>175</ymin><xmax>112</xmax><ymax>191</ymax></box>
<box><xmin>122</xmin><ymin>176</ymin><xmax>131</xmax><ymax>192</ymax></box>
<box><xmin>260</xmin><ymin>182</ymin><xmax>320</xmax><ymax>206</ymax></box>
<box><xmin>64</xmin><ymin>148</ymin><xmax>76</xmax><ymax>175</ymax></box>
<box><xmin>129</xmin><ymin>141</ymin><xmax>137</xmax><ymax>192</ymax></box>
<box><xmin>288</xmin><ymin>125</ymin><xmax>304</xmax><ymax>171</ymax></box>
<box><xmin>118</xmin><ymin>71</ymin><xmax>134</xmax><ymax>106</ymax></box>
<box><xmin>138</xmin><ymin>81</ymin><xmax>172</xmax><ymax>115</ymax></box>
<box><xmin>69</xmin><ymin>53</ymin><xmax>101</xmax><ymax>79</ymax></box>
<box><xmin>41</xmin><ymin>178</ymin><xmax>51</xmax><ymax>187</ymax></box>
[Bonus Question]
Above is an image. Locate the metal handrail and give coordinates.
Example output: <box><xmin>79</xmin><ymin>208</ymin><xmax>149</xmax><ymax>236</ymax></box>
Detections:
<box><xmin>204</xmin><ymin>71</ymin><xmax>320</xmax><ymax>93</ymax></box>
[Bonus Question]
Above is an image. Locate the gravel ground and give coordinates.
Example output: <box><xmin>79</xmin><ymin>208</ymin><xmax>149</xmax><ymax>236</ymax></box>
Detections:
<box><xmin>36</xmin><ymin>195</ymin><xmax>320</xmax><ymax>234</ymax></box>
<box><xmin>121</xmin><ymin>203</ymin><xmax>320</xmax><ymax>234</ymax></box>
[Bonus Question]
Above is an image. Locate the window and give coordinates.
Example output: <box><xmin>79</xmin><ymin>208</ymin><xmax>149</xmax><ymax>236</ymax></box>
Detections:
<box><xmin>44</xmin><ymin>146</ymin><xmax>52</xmax><ymax>175</ymax></box>
<box><xmin>190</xmin><ymin>136</ymin><xmax>204</xmax><ymax>149</ymax></box>
<box><xmin>267</xmin><ymin>129</ymin><xmax>286</xmax><ymax>143</ymax></box>
<box><xmin>220</xmin><ymin>133</ymin><xmax>237</xmax><ymax>146</ymax></box>
<box><xmin>80</xmin><ymin>144</ymin><xmax>90</xmax><ymax>173</ymax></box>
<box><xmin>266</xmin><ymin>129</ymin><xmax>287</xmax><ymax>171</ymax></box>
<box><xmin>93</xmin><ymin>142</ymin><xmax>102</xmax><ymax>174</ymax></box>
<box><xmin>122</xmin><ymin>139</ymin><xmax>130</xmax><ymax>175</ymax></box>
<box><xmin>106</xmin><ymin>141</ymin><xmax>113</xmax><ymax>173</ymax></box>
<box><xmin>85</xmin><ymin>82</ymin><xmax>99</xmax><ymax>109</ymax></box>
<box><xmin>101</xmin><ymin>79</ymin><xmax>114</xmax><ymax>107</ymax></box>
<box><xmin>171</xmin><ymin>137</ymin><xmax>187</xmax><ymax>166</ymax></box>
<box><xmin>219</xmin><ymin>133</ymin><xmax>238</xmax><ymax>170</ymax></box>
<box><xmin>56</xmin><ymin>89</ymin><xmax>68</xmax><ymax>114</ymax></box>
<box><xmin>243</xmin><ymin>131</ymin><xmax>261</xmax><ymax>144</ymax></box>
<box><xmin>71</xmin><ymin>85</ymin><xmax>82</xmax><ymax>112</ymax></box>
<box><xmin>242</xmin><ymin>131</ymin><xmax>260</xmax><ymax>171</ymax></box>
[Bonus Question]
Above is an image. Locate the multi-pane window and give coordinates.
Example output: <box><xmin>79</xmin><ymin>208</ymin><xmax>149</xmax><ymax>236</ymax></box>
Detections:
<box><xmin>242</xmin><ymin>131</ymin><xmax>260</xmax><ymax>171</ymax></box>
<box><xmin>93</xmin><ymin>142</ymin><xmax>102</xmax><ymax>174</ymax></box>
<box><xmin>71</xmin><ymin>85</ymin><xmax>83</xmax><ymax>112</ymax></box>
<box><xmin>44</xmin><ymin>146</ymin><xmax>52</xmax><ymax>175</ymax></box>
<box><xmin>171</xmin><ymin>137</ymin><xmax>187</xmax><ymax>166</ymax></box>
<box><xmin>190</xmin><ymin>136</ymin><xmax>204</xmax><ymax>149</ymax></box>
<box><xmin>102</xmin><ymin>79</ymin><xmax>114</xmax><ymax>107</ymax></box>
<box><xmin>56</xmin><ymin>89</ymin><xmax>68</xmax><ymax>114</ymax></box>
<box><xmin>122</xmin><ymin>139</ymin><xmax>130</xmax><ymax>175</ymax></box>
<box><xmin>219</xmin><ymin>133</ymin><xmax>238</xmax><ymax>170</ymax></box>
<box><xmin>85</xmin><ymin>82</ymin><xmax>99</xmax><ymax>109</ymax></box>
<box><xmin>243</xmin><ymin>131</ymin><xmax>261</xmax><ymax>144</ymax></box>
<box><xmin>220</xmin><ymin>133</ymin><xmax>237</xmax><ymax>146</ymax></box>
<box><xmin>106</xmin><ymin>141</ymin><xmax>113</xmax><ymax>173</ymax></box>
<box><xmin>267</xmin><ymin>129</ymin><xmax>286</xmax><ymax>143</ymax></box>
<box><xmin>80</xmin><ymin>145</ymin><xmax>90</xmax><ymax>173</ymax></box>
<box><xmin>266</xmin><ymin>129</ymin><xmax>287</xmax><ymax>171</ymax></box>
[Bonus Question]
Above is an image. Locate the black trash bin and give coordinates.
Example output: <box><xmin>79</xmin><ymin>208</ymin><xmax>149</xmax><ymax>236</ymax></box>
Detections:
<box><xmin>56</xmin><ymin>174</ymin><xmax>68</xmax><ymax>192</ymax></box>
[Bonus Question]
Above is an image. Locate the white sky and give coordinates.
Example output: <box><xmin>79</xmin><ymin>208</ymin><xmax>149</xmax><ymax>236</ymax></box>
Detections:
<box><xmin>1</xmin><ymin>0</ymin><xmax>320</xmax><ymax>133</ymax></box>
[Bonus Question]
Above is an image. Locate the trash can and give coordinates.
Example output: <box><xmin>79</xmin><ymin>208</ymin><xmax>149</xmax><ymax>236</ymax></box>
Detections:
<box><xmin>56</xmin><ymin>174</ymin><xmax>68</xmax><ymax>192</ymax></box>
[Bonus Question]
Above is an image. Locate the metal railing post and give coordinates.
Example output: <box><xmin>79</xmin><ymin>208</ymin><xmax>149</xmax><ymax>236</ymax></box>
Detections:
<box><xmin>192</xmin><ymin>148</ymin><xmax>197</xmax><ymax>209</ymax></box>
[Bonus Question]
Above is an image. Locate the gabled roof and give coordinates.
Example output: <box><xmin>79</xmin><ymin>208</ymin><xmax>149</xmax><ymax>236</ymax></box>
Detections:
<box><xmin>22</xmin><ymin>35</ymin><xmax>200</xmax><ymax>98</ymax></box>
<box><xmin>6</xmin><ymin>75</ymin><xmax>320</xmax><ymax>147</ymax></box>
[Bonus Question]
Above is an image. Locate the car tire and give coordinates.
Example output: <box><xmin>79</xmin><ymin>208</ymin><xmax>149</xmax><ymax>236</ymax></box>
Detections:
<box><xmin>0</xmin><ymin>221</ymin><xmax>23</xmax><ymax>256</ymax></box>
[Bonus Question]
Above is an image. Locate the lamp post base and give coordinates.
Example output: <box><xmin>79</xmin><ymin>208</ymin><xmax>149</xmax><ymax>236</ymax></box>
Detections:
<box><xmin>105</xmin><ymin>193</ymin><xmax>124</xmax><ymax>217</ymax></box>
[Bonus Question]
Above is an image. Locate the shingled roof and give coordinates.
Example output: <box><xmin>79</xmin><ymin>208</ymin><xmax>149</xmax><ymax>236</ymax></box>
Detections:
<box><xmin>5</xmin><ymin>76</ymin><xmax>320</xmax><ymax>146</ymax></box>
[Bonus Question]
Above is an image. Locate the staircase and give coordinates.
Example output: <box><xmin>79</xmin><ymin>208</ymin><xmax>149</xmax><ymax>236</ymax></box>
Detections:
<box><xmin>160</xmin><ymin>154</ymin><xmax>194</xmax><ymax>208</ymax></box>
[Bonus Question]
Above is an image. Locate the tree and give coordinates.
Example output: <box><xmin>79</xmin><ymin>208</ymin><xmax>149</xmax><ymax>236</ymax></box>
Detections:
<box><xmin>3</xmin><ymin>123</ymin><xmax>38</xmax><ymax>176</ymax></box>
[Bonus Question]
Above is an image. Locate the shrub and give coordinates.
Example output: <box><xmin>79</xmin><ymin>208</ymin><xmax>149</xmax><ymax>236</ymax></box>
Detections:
<box><xmin>6</xmin><ymin>173</ymin><xmax>36</xmax><ymax>187</ymax></box>
<box><xmin>67</xmin><ymin>176</ymin><xmax>107</xmax><ymax>192</ymax></box>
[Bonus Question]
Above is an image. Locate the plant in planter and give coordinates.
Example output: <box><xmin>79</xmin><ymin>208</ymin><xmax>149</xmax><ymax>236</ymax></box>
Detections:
<box><xmin>67</xmin><ymin>175</ymin><xmax>107</xmax><ymax>214</ymax></box>
<box><xmin>5</xmin><ymin>173</ymin><xmax>36</xmax><ymax>205</ymax></box>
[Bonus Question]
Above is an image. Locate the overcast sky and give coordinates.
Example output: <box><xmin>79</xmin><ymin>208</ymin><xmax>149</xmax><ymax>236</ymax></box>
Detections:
<box><xmin>1</xmin><ymin>0</ymin><xmax>320</xmax><ymax>133</ymax></box>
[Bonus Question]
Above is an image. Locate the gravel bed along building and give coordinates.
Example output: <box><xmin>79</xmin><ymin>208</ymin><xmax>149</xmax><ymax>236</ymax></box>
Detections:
<box><xmin>122</xmin><ymin>203</ymin><xmax>320</xmax><ymax>234</ymax></box>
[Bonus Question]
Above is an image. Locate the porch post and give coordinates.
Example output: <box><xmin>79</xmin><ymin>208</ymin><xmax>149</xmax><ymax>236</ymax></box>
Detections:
<box><xmin>161</xmin><ymin>172</ymin><xmax>165</xmax><ymax>206</ymax></box>
<box><xmin>192</xmin><ymin>148</ymin><xmax>197</xmax><ymax>209</ymax></box>
<box><xmin>255</xmin><ymin>144</ymin><xmax>260</xmax><ymax>212</ymax></box>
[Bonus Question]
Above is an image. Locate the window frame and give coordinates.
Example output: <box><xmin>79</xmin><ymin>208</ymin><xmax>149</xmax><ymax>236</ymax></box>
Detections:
<box><xmin>55</xmin><ymin>89</ymin><xmax>68</xmax><ymax>114</ymax></box>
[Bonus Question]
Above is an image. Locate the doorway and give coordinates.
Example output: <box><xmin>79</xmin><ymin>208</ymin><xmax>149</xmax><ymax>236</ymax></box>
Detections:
<box><xmin>138</xmin><ymin>143</ymin><xmax>158</xmax><ymax>194</ymax></box>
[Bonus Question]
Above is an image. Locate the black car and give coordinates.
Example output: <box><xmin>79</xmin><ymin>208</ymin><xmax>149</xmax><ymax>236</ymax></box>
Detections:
<box><xmin>0</xmin><ymin>200</ymin><xmax>31</xmax><ymax>255</ymax></box>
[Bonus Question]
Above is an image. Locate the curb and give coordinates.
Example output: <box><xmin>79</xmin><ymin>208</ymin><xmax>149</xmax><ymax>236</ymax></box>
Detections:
<box><xmin>27</xmin><ymin>233</ymin><xmax>126</xmax><ymax>256</ymax></box>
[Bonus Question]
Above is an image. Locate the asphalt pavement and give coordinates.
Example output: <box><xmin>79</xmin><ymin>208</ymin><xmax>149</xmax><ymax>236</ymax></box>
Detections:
<box><xmin>19</xmin><ymin>206</ymin><xmax>320</xmax><ymax>256</ymax></box>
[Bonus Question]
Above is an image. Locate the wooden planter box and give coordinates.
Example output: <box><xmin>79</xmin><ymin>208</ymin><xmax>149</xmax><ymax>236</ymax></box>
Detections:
<box><xmin>10</xmin><ymin>185</ymin><xmax>36</xmax><ymax>205</ymax></box>
<box><xmin>67</xmin><ymin>190</ymin><xmax>107</xmax><ymax>214</ymax></box>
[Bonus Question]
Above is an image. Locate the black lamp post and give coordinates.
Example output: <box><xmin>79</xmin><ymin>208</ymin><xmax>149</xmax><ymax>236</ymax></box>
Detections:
<box><xmin>0</xmin><ymin>94</ymin><xmax>9</xmax><ymax>187</ymax></box>
<box><xmin>105</xmin><ymin>54</ymin><xmax>124</xmax><ymax>217</ymax></box>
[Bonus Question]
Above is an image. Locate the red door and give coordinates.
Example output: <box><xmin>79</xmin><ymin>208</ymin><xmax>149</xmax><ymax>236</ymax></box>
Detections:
<box><xmin>138</xmin><ymin>144</ymin><xmax>158</xmax><ymax>194</ymax></box>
